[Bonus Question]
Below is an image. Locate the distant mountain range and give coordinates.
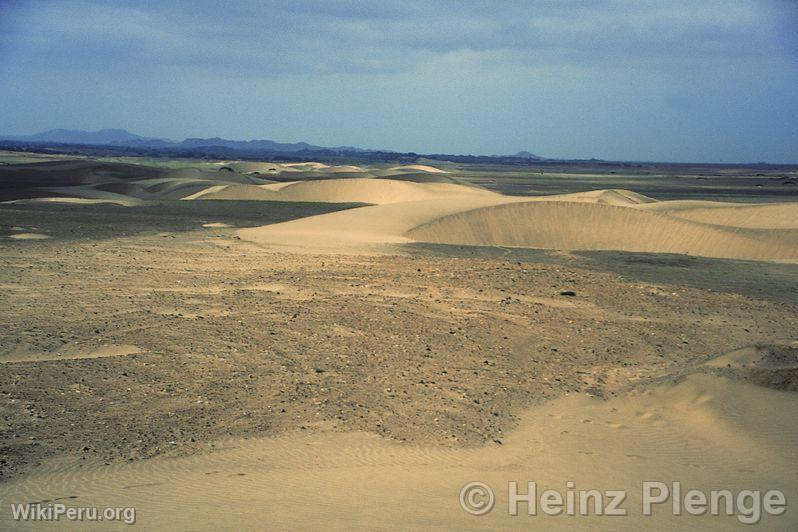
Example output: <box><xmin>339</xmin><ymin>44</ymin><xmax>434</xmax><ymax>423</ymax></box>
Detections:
<box><xmin>0</xmin><ymin>129</ymin><xmax>546</xmax><ymax>162</ymax></box>
<box><xmin>514</xmin><ymin>150</ymin><xmax>541</xmax><ymax>159</ymax></box>
<box><xmin>0</xmin><ymin>129</ymin><xmax>368</xmax><ymax>154</ymax></box>
<box><xmin>4</xmin><ymin>128</ymin><xmax>154</xmax><ymax>145</ymax></box>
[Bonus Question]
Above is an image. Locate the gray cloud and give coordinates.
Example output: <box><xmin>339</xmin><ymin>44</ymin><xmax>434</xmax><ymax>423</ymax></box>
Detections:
<box><xmin>2</xmin><ymin>0</ymin><xmax>791</xmax><ymax>76</ymax></box>
<box><xmin>0</xmin><ymin>0</ymin><xmax>795</xmax><ymax>162</ymax></box>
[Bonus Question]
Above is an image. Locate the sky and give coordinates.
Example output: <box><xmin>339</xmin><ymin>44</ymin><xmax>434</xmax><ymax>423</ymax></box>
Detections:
<box><xmin>0</xmin><ymin>0</ymin><xmax>796</xmax><ymax>162</ymax></box>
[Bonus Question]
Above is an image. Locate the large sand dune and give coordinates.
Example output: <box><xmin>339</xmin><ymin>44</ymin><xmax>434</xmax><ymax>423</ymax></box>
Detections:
<box><xmin>237</xmin><ymin>195</ymin><xmax>515</xmax><ymax>248</ymax></box>
<box><xmin>407</xmin><ymin>201</ymin><xmax>798</xmax><ymax>261</ymax></box>
<box><xmin>237</xmin><ymin>183</ymin><xmax>798</xmax><ymax>261</ymax></box>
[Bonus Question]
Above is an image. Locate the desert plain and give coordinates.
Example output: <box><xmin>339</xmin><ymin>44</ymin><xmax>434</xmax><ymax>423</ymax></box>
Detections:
<box><xmin>0</xmin><ymin>152</ymin><xmax>797</xmax><ymax>529</ymax></box>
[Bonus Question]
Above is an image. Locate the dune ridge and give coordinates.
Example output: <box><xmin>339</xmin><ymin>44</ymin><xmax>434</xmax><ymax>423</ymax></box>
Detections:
<box><xmin>182</xmin><ymin>178</ymin><xmax>495</xmax><ymax>204</ymax></box>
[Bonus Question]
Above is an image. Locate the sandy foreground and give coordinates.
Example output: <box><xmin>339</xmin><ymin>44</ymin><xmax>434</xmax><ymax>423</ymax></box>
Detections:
<box><xmin>1</xmin><ymin>159</ymin><xmax>797</xmax><ymax>529</ymax></box>
<box><xmin>2</xmin><ymin>373</ymin><xmax>796</xmax><ymax>530</ymax></box>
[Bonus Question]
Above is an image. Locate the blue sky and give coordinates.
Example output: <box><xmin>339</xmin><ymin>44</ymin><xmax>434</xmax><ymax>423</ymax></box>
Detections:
<box><xmin>0</xmin><ymin>0</ymin><xmax>796</xmax><ymax>162</ymax></box>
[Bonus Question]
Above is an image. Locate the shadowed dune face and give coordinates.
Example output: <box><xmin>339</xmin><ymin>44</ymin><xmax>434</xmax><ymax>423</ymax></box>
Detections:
<box><xmin>0</xmin><ymin>160</ymin><xmax>165</xmax><ymax>200</ymax></box>
<box><xmin>161</xmin><ymin>168</ymin><xmax>274</xmax><ymax>185</ymax></box>
<box><xmin>221</xmin><ymin>161</ymin><xmax>288</xmax><ymax>174</ymax></box>
<box><xmin>91</xmin><ymin>181</ymin><xmax>147</xmax><ymax>196</ymax></box>
<box><xmin>138</xmin><ymin>179</ymin><xmax>224</xmax><ymax>200</ymax></box>
<box><xmin>406</xmin><ymin>201</ymin><xmax>798</xmax><ymax>261</ymax></box>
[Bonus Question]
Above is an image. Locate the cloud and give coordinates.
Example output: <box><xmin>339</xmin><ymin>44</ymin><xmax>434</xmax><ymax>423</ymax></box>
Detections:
<box><xmin>0</xmin><ymin>0</ymin><xmax>795</xmax><ymax>161</ymax></box>
<box><xmin>1</xmin><ymin>0</ymin><xmax>792</xmax><ymax>78</ymax></box>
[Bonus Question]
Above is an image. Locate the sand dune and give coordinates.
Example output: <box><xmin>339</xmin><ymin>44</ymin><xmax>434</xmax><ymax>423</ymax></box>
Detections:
<box><xmin>3</xmin><ymin>158</ymin><xmax>795</xmax><ymax>262</ymax></box>
<box><xmin>184</xmin><ymin>178</ymin><xmax>496</xmax><ymax>205</ymax></box>
<box><xmin>238</xmin><ymin>195</ymin><xmax>514</xmax><ymax>249</ymax></box>
<box><xmin>553</xmin><ymin>189</ymin><xmax>657</xmax><ymax>206</ymax></box>
<box><xmin>220</xmin><ymin>161</ymin><xmax>287</xmax><ymax>174</ymax></box>
<box><xmin>274</xmin><ymin>171</ymin><xmax>379</xmax><ymax>181</ymax></box>
<box><xmin>388</xmin><ymin>164</ymin><xmax>449</xmax><ymax>174</ymax></box>
<box><xmin>8</xmin><ymin>232</ymin><xmax>50</xmax><ymax>240</ymax></box>
<box><xmin>641</xmin><ymin>201</ymin><xmax>798</xmax><ymax>229</ymax></box>
<box><xmin>371</xmin><ymin>170</ymin><xmax>464</xmax><ymax>184</ymax></box>
<box><xmin>0</xmin><ymin>160</ymin><xmax>164</xmax><ymax>201</ymax></box>
<box><xmin>162</xmin><ymin>168</ymin><xmax>273</xmax><ymax>185</ymax></box>
<box><xmin>237</xmin><ymin>185</ymin><xmax>798</xmax><ymax>261</ymax></box>
<box><xmin>282</xmin><ymin>161</ymin><xmax>330</xmax><ymax>170</ymax></box>
<box><xmin>133</xmin><ymin>179</ymin><xmax>235</xmax><ymax>200</ymax></box>
<box><xmin>6</xmin><ymin>196</ymin><xmax>143</xmax><ymax>206</ymax></box>
<box><xmin>319</xmin><ymin>164</ymin><xmax>366</xmax><ymax>173</ymax></box>
<box><xmin>270</xmin><ymin>178</ymin><xmax>492</xmax><ymax>204</ymax></box>
<box><xmin>407</xmin><ymin>201</ymin><xmax>798</xmax><ymax>261</ymax></box>
<box><xmin>181</xmin><ymin>184</ymin><xmax>276</xmax><ymax>201</ymax></box>
<box><xmin>90</xmin><ymin>172</ymin><xmax>270</xmax><ymax>200</ymax></box>
<box><xmin>42</xmin><ymin>187</ymin><xmax>148</xmax><ymax>205</ymax></box>
<box><xmin>0</xmin><ymin>160</ymin><xmax>163</xmax><ymax>187</ymax></box>
<box><xmin>221</xmin><ymin>161</ymin><xmax>367</xmax><ymax>175</ymax></box>
<box><xmin>202</xmin><ymin>222</ymin><xmax>232</xmax><ymax>228</ymax></box>
<box><xmin>3</xmin><ymin>156</ymin><xmax>796</xmax><ymax>530</ymax></box>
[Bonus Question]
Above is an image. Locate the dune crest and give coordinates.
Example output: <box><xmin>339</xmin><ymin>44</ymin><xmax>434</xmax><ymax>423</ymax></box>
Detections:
<box><xmin>388</xmin><ymin>164</ymin><xmax>449</xmax><ymax>174</ymax></box>
<box><xmin>183</xmin><ymin>178</ymin><xmax>495</xmax><ymax>205</ymax></box>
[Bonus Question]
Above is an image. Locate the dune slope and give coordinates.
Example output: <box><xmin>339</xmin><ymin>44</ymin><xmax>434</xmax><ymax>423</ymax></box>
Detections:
<box><xmin>641</xmin><ymin>201</ymin><xmax>798</xmax><ymax>229</ymax></box>
<box><xmin>407</xmin><ymin>201</ymin><xmax>798</xmax><ymax>261</ymax></box>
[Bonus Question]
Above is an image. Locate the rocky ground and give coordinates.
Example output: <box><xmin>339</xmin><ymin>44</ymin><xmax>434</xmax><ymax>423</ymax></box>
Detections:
<box><xmin>1</xmin><ymin>206</ymin><xmax>796</xmax><ymax>480</ymax></box>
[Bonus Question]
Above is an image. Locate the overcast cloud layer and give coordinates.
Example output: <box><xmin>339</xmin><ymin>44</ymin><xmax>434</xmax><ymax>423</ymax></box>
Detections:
<box><xmin>0</xmin><ymin>0</ymin><xmax>796</xmax><ymax>162</ymax></box>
